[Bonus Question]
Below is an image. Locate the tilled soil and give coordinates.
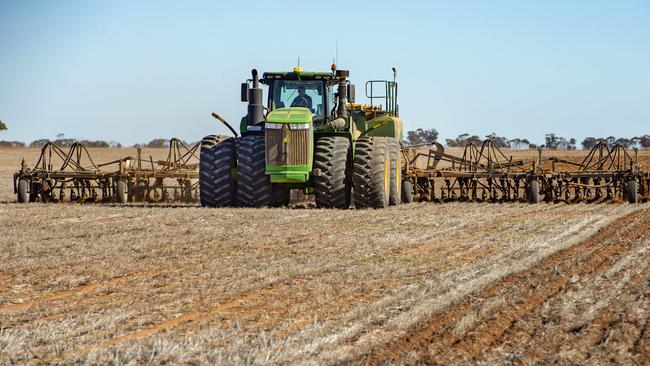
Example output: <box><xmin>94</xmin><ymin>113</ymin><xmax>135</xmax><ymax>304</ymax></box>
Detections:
<box><xmin>0</xmin><ymin>203</ymin><xmax>647</xmax><ymax>364</ymax></box>
<box><xmin>353</xmin><ymin>209</ymin><xmax>650</xmax><ymax>365</ymax></box>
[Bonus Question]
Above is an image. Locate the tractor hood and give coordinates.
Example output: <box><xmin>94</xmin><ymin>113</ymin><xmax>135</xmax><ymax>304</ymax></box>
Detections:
<box><xmin>266</xmin><ymin>107</ymin><xmax>312</xmax><ymax>124</ymax></box>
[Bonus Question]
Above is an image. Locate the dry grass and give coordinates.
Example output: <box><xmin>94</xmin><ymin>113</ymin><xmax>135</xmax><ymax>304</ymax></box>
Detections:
<box><xmin>1</xmin><ymin>203</ymin><xmax>647</xmax><ymax>365</ymax></box>
<box><xmin>1</xmin><ymin>146</ymin><xmax>649</xmax><ymax>364</ymax></box>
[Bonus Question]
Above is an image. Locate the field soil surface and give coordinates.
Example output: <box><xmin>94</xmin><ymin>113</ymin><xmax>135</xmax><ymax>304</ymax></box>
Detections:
<box><xmin>1</xmin><ymin>202</ymin><xmax>648</xmax><ymax>364</ymax></box>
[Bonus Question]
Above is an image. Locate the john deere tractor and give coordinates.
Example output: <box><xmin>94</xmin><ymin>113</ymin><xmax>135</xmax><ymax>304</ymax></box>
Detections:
<box><xmin>199</xmin><ymin>66</ymin><xmax>403</xmax><ymax>209</ymax></box>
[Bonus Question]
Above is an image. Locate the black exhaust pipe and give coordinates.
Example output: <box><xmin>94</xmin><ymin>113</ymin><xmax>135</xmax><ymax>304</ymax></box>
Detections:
<box><xmin>335</xmin><ymin>69</ymin><xmax>349</xmax><ymax>118</ymax></box>
<box><xmin>247</xmin><ymin>69</ymin><xmax>264</xmax><ymax>126</ymax></box>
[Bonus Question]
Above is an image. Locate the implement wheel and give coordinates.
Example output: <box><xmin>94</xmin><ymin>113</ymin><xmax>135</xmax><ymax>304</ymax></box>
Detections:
<box><xmin>17</xmin><ymin>179</ymin><xmax>29</xmax><ymax>203</ymax></box>
<box><xmin>314</xmin><ymin>136</ymin><xmax>351</xmax><ymax>209</ymax></box>
<box><xmin>527</xmin><ymin>180</ymin><xmax>540</xmax><ymax>204</ymax></box>
<box><xmin>353</xmin><ymin>136</ymin><xmax>391</xmax><ymax>209</ymax></box>
<box><xmin>116</xmin><ymin>179</ymin><xmax>128</xmax><ymax>204</ymax></box>
<box><xmin>402</xmin><ymin>180</ymin><xmax>414</xmax><ymax>204</ymax></box>
<box><xmin>200</xmin><ymin>135</ymin><xmax>237</xmax><ymax>207</ymax></box>
<box><xmin>627</xmin><ymin>180</ymin><xmax>639</xmax><ymax>203</ymax></box>
<box><xmin>388</xmin><ymin>139</ymin><xmax>401</xmax><ymax>205</ymax></box>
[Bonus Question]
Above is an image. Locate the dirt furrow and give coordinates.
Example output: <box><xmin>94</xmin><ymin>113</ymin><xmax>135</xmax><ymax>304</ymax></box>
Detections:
<box><xmin>355</xmin><ymin>209</ymin><xmax>650</xmax><ymax>365</ymax></box>
<box><xmin>0</xmin><ymin>272</ymin><xmax>151</xmax><ymax>314</ymax></box>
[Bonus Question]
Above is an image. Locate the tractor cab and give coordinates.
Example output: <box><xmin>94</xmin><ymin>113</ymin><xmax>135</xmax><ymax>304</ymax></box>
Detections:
<box><xmin>239</xmin><ymin>67</ymin><xmax>355</xmax><ymax>134</ymax></box>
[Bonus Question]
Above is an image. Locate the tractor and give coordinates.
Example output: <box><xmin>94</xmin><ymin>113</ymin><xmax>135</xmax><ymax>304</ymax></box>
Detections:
<box><xmin>199</xmin><ymin>65</ymin><xmax>404</xmax><ymax>209</ymax></box>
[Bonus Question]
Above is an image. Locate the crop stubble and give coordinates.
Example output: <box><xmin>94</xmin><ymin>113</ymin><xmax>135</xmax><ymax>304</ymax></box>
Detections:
<box><xmin>0</xmin><ymin>201</ymin><xmax>647</xmax><ymax>364</ymax></box>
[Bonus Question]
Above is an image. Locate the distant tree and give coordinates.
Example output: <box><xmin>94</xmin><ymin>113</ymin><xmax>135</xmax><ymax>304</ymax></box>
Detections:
<box><xmin>614</xmin><ymin>138</ymin><xmax>633</xmax><ymax>149</ymax></box>
<box><xmin>446</xmin><ymin>133</ymin><xmax>482</xmax><ymax>147</ymax></box>
<box><xmin>146</xmin><ymin>139</ymin><xmax>169</xmax><ymax>148</ymax></box>
<box><xmin>79</xmin><ymin>140</ymin><xmax>110</xmax><ymax>148</ymax></box>
<box><xmin>529</xmin><ymin>143</ymin><xmax>538</xmax><ymax>149</ymax></box>
<box><xmin>545</xmin><ymin>133</ymin><xmax>559</xmax><ymax>150</ymax></box>
<box><xmin>30</xmin><ymin>139</ymin><xmax>50</xmax><ymax>148</ymax></box>
<box><xmin>53</xmin><ymin>137</ymin><xmax>77</xmax><ymax>147</ymax></box>
<box><xmin>638</xmin><ymin>135</ymin><xmax>650</xmax><ymax>148</ymax></box>
<box><xmin>605</xmin><ymin>136</ymin><xmax>616</xmax><ymax>148</ymax></box>
<box><xmin>405</xmin><ymin>128</ymin><xmax>439</xmax><ymax>145</ymax></box>
<box><xmin>0</xmin><ymin>141</ymin><xmax>25</xmax><ymax>147</ymax></box>
<box><xmin>485</xmin><ymin>133</ymin><xmax>509</xmax><ymax>148</ymax></box>
<box><xmin>581</xmin><ymin>137</ymin><xmax>598</xmax><ymax>150</ymax></box>
<box><xmin>568</xmin><ymin>138</ymin><xmax>577</xmax><ymax>150</ymax></box>
<box><xmin>0</xmin><ymin>120</ymin><xmax>6</xmax><ymax>131</ymax></box>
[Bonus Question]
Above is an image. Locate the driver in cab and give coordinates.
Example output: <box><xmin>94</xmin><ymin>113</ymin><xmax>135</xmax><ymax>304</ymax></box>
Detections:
<box><xmin>291</xmin><ymin>86</ymin><xmax>313</xmax><ymax>110</ymax></box>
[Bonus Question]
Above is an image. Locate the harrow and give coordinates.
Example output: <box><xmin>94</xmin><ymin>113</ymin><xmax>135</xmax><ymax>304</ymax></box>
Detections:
<box><xmin>401</xmin><ymin>140</ymin><xmax>648</xmax><ymax>204</ymax></box>
<box><xmin>14</xmin><ymin>138</ymin><xmax>199</xmax><ymax>204</ymax></box>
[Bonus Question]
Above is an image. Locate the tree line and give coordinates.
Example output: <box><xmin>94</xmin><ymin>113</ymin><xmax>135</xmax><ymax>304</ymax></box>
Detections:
<box><xmin>404</xmin><ymin>128</ymin><xmax>650</xmax><ymax>150</ymax></box>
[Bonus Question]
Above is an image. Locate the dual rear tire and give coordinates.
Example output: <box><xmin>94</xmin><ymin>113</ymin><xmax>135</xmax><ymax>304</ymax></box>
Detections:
<box><xmin>199</xmin><ymin>135</ymin><xmax>237</xmax><ymax>207</ymax></box>
<box><xmin>237</xmin><ymin>135</ymin><xmax>289</xmax><ymax>207</ymax></box>
<box><xmin>353</xmin><ymin>136</ymin><xmax>401</xmax><ymax>209</ymax></box>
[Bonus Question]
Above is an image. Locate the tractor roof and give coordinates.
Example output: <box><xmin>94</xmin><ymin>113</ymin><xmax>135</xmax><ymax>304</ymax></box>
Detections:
<box><xmin>262</xmin><ymin>71</ymin><xmax>336</xmax><ymax>81</ymax></box>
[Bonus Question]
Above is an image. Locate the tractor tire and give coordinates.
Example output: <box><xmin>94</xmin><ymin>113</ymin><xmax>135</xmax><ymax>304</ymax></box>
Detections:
<box><xmin>627</xmin><ymin>180</ymin><xmax>639</xmax><ymax>203</ymax></box>
<box><xmin>115</xmin><ymin>179</ymin><xmax>128</xmax><ymax>204</ymax></box>
<box><xmin>402</xmin><ymin>180</ymin><xmax>414</xmax><ymax>204</ymax></box>
<box><xmin>237</xmin><ymin>135</ymin><xmax>272</xmax><ymax>207</ymax></box>
<box><xmin>353</xmin><ymin>136</ymin><xmax>391</xmax><ymax>209</ymax></box>
<box><xmin>527</xmin><ymin>180</ymin><xmax>540</xmax><ymax>204</ymax></box>
<box><xmin>314</xmin><ymin>136</ymin><xmax>351</xmax><ymax>209</ymax></box>
<box><xmin>200</xmin><ymin>134</ymin><xmax>237</xmax><ymax>207</ymax></box>
<box><xmin>388</xmin><ymin>139</ymin><xmax>401</xmax><ymax>205</ymax></box>
<box><xmin>17</xmin><ymin>179</ymin><xmax>29</xmax><ymax>203</ymax></box>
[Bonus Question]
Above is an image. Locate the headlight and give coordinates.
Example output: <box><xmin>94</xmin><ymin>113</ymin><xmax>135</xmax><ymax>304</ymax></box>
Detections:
<box><xmin>265</xmin><ymin>122</ymin><xmax>284</xmax><ymax>130</ymax></box>
<box><xmin>289</xmin><ymin>123</ymin><xmax>310</xmax><ymax>130</ymax></box>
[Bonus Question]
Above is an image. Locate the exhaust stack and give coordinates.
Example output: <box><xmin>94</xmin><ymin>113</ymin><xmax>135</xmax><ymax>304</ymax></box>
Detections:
<box><xmin>247</xmin><ymin>69</ymin><xmax>264</xmax><ymax>126</ymax></box>
<box><xmin>335</xmin><ymin>69</ymin><xmax>349</xmax><ymax>118</ymax></box>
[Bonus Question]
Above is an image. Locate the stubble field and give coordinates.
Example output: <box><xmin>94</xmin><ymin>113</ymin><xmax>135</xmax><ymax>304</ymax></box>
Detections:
<box><xmin>1</xmin><ymin>147</ymin><xmax>649</xmax><ymax>365</ymax></box>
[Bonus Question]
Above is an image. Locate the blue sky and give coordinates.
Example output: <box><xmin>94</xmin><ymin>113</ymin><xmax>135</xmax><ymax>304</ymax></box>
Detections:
<box><xmin>1</xmin><ymin>0</ymin><xmax>649</xmax><ymax>146</ymax></box>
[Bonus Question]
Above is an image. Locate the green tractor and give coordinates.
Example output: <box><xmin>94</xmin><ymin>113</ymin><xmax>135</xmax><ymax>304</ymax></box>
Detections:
<box><xmin>199</xmin><ymin>66</ymin><xmax>404</xmax><ymax>209</ymax></box>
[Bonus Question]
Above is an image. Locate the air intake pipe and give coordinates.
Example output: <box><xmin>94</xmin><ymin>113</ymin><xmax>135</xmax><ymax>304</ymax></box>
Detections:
<box><xmin>247</xmin><ymin>69</ymin><xmax>264</xmax><ymax>126</ymax></box>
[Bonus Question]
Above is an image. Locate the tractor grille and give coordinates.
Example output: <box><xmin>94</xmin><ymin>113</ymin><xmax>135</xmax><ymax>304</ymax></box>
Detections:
<box><xmin>265</xmin><ymin>125</ymin><xmax>310</xmax><ymax>166</ymax></box>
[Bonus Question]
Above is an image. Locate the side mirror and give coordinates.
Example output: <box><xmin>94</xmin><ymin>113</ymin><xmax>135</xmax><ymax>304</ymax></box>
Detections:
<box><xmin>348</xmin><ymin>84</ymin><xmax>356</xmax><ymax>103</ymax></box>
<box><xmin>241</xmin><ymin>83</ymin><xmax>249</xmax><ymax>102</ymax></box>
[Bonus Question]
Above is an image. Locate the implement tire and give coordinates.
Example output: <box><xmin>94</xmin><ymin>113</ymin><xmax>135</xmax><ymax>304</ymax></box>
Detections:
<box><xmin>115</xmin><ymin>179</ymin><xmax>128</xmax><ymax>204</ymax></box>
<box><xmin>237</xmin><ymin>135</ymin><xmax>271</xmax><ymax>207</ymax></box>
<box><xmin>402</xmin><ymin>180</ymin><xmax>414</xmax><ymax>204</ymax></box>
<box><xmin>353</xmin><ymin>136</ymin><xmax>391</xmax><ymax>209</ymax></box>
<box><xmin>388</xmin><ymin>139</ymin><xmax>401</xmax><ymax>205</ymax></box>
<box><xmin>199</xmin><ymin>135</ymin><xmax>237</xmax><ymax>207</ymax></box>
<box><xmin>527</xmin><ymin>179</ymin><xmax>540</xmax><ymax>204</ymax></box>
<box><xmin>627</xmin><ymin>180</ymin><xmax>639</xmax><ymax>203</ymax></box>
<box><xmin>17</xmin><ymin>179</ymin><xmax>29</xmax><ymax>203</ymax></box>
<box><xmin>314</xmin><ymin>136</ymin><xmax>351</xmax><ymax>209</ymax></box>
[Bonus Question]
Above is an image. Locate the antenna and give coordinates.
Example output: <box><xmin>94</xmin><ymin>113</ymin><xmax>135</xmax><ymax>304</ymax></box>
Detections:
<box><xmin>335</xmin><ymin>42</ymin><xmax>338</xmax><ymax>65</ymax></box>
<box><xmin>297</xmin><ymin>57</ymin><xmax>300</xmax><ymax>67</ymax></box>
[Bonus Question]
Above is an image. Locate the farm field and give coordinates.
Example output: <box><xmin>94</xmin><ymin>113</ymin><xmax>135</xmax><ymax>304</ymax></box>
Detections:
<box><xmin>1</xmin><ymin>147</ymin><xmax>649</xmax><ymax>364</ymax></box>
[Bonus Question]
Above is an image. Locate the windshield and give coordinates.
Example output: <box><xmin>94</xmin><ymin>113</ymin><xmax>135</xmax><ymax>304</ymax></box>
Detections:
<box><xmin>271</xmin><ymin>80</ymin><xmax>325</xmax><ymax>116</ymax></box>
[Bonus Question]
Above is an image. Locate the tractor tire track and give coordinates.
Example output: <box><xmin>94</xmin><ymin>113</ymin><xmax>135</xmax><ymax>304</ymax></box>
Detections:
<box><xmin>0</xmin><ymin>272</ymin><xmax>151</xmax><ymax>314</ymax></box>
<box><xmin>354</xmin><ymin>208</ymin><xmax>650</xmax><ymax>365</ymax></box>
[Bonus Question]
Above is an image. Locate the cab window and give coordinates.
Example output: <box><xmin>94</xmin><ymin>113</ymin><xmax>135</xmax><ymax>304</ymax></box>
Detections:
<box><xmin>272</xmin><ymin>80</ymin><xmax>325</xmax><ymax>116</ymax></box>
